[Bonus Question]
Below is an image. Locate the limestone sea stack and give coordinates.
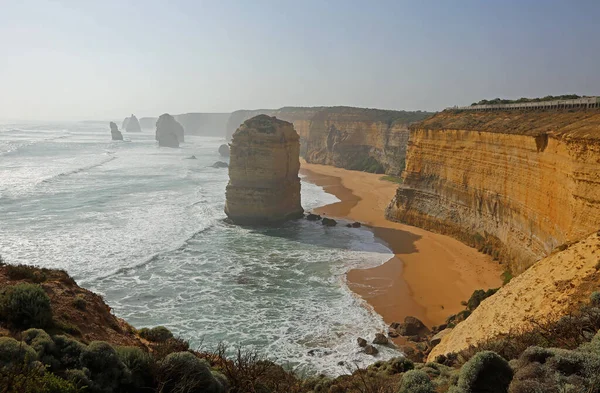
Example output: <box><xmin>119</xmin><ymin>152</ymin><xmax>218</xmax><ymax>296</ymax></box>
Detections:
<box><xmin>155</xmin><ymin>113</ymin><xmax>185</xmax><ymax>148</ymax></box>
<box><xmin>218</xmin><ymin>143</ymin><xmax>230</xmax><ymax>157</ymax></box>
<box><xmin>125</xmin><ymin>114</ymin><xmax>142</xmax><ymax>132</ymax></box>
<box><xmin>225</xmin><ymin>115</ymin><xmax>304</xmax><ymax>225</ymax></box>
<box><xmin>109</xmin><ymin>122</ymin><xmax>123</xmax><ymax>140</ymax></box>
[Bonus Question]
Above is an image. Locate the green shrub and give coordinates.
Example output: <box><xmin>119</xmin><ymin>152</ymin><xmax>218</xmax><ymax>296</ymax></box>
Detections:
<box><xmin>467</xmin><ymin>288</ymin><xmax>498</xmax><ymax>311</ymax></box>
<box><xmin>80</xmin><ymin>341</ymin><xmax>130</xmax><ymax>393</ymax></box>
<box><xmin>65</xmin><ymin>368</ymin><xmax>93</xmax><ymax>390</ymax></box>
<box><xmin>21</xmin><ymin>328</ymin><xmax>57</xmax><ymax>369</ymax></box>
<box><xmin>53</xmin><ymin>335</ymin><xmax>86</xmax><ymax>370</ymax></box>
<box><xmin>0</xmin><ymin>283</ymin><xmax>53</xmax><ymax>329</ymax></box>
<box><xmin>158</xmin><ymin>351</ymin><xmax>224</xmax><ymax>393</ymax></box>
<box><xmin>399</xmin><ymin>370</ymin><xmax>435</xmax><ymax>393</ymax></box>
<box><xmin>116</xmin><ymin>346</ymin><xmax>153</xmax><ymax>390</ymax></box>
<box><xmin>501</xmin><ymin>271</ymin><xmax>513</xmax><ymax>285</ymax></box>
<box><xmin>455</xmin><ymin>351</ymin><xmax>513</xmax><ymax>393</ymax></box>
<box><xmin>591</xmin><ymin>291</ymin><xmax>600</xmax><ymax>306</ymax></box>
<box><xmin>0</xmin><ymin>337</ymin><xmax>37</xmax><ymax>367</ymax></box>
<box><xmin>0</xmin><ymin>363</ymin><xmax>79</xmax><ymax>393</ymax></box>
<box><xmin>71</xmin><ymin>295</ymin><xmax>86</xmax><ymax>311</ymax></box>
<box><xmin>139</xmin><ymin>325</ymin><xmax>174</xmax><ymax>342</ymax></box>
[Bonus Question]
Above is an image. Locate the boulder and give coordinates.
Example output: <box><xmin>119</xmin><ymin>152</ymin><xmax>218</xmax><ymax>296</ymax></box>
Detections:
<box><xmin>186</xmin><ymin>155</ymin><xmax>197</xmax><ymax>160</ymax></box>
<box><xmin>211</xmin><ymin>161</ymin><xmax>228</xmax><ymax>168</ymax></box>
<box><xmin>364</xmin><ymin>345</ymin><xmax>378</xmax><ymax>356</ymax></box>
<box><xmin>218</xmin><ymin>144</ymin><xmax>230</xmax><ymax>157</ymax></box>
<box><xmin>109</xmin><ymin>122</ymin><xmax>123</xmax><ymax>141</ymax></box>
<box><xmin>351</xmin><ymin>222</ymin><xmax>361</xmax><ymax>228</ymax></box>
<box><xmin>224</xmin><ymin>115</ymin><xmax>304</xmax><ymax>225</ymax></box>
<box><xmin>125</xmin><ymin>114</ymin><xmax>142</xmax><ymax>132</ymax></box>
<box><xmin>372</xmin><ymin>333</ymin><xmax>388</xmax><ymax>345</ymax></box>
<box><xmin>396</xmin><ymin>316</ymin><xmax>428</xmax><ymax>336</ymax></box>
<box><xmin>155</xmin><ymin>113</ymin><xmax>184</xmax><ymax>148</ymax></box>
<box><xmin>430</xmin><ymin>328</ymin><xmax>453</xmax><ymax>347</ymax></box>
<box><xmin>306</xmin><ymin>213</ymin><xmax>322</xmax><ymax>221</ymax></box>
<box><xmin>398</xmin><ymin>345</ymin><xmax>425</xmax><ymax>363</ymax></box>
<box><xmin>322</xmin><ymin>218</ymin><xmax>337</xmax><ymax>227</ymax></box>
<box><xmin>357</xmin><ymin>337</ymin><xmax>367</xmax><ymax>347</ymax></box>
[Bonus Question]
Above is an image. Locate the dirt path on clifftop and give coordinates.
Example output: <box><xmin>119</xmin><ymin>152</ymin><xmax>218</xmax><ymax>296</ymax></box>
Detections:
<box><xmin>300</xmin><ymin>162</ymin><xmax>503</xmax><ymax>327</ymax></box>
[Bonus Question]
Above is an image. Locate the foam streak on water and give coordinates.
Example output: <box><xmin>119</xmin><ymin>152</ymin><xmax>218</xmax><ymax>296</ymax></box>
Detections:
<box><xmin>0</xmin><ymin>122</ymin><xmax>397</xmax><ymax>375</ymax></box>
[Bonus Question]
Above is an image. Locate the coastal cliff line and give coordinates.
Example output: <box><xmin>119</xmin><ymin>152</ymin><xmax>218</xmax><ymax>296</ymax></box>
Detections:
<box><xmin>386</xmin><ymin>109</ymin><xmax>600</xmax><ymax>274</ymax></box>
<box><xmin>226</xmin><ymin>107</ymin><xmax>433</xmax><ymax>176</ymax></box>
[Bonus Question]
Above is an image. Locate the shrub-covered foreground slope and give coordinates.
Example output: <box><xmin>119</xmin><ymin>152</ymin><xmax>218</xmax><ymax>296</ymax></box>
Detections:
<box><xmin>1</xmin><ymin>259</ymin><xmax>599</xmax><ymax>392</ymax></box>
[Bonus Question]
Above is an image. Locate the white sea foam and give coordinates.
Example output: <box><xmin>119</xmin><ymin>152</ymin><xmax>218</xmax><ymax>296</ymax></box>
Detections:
<box><xmin>0</xmin><ymin>123</ymin><xmax>398</xmax><ymax>375</ymax></box>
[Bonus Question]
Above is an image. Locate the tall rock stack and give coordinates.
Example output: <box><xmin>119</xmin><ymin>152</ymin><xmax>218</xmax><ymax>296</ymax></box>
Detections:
<box><xmin>109</xmin><ymin>122</ymin><xmax>123</xmax><ymax>140</ymax></box>
<box><xmin>155</xmin><ymin>114</ymin><xmax>184</xmax><ymax>148</ymax></box>
<box><xmin>225</xmin><ymin>115</ymin><xmax>304</xmax><ymax>225</ymax></box>
<box><xmin>125</xmin><ymin>114</ymin><xmax>142</xmax><ymax>132</ymax></box>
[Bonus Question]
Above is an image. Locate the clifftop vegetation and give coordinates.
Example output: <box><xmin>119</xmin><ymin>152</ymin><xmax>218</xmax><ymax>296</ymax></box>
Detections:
<box><xmin>470</xmin><ymin>95</ymin><xmax>581</xmax><ymax>106</ymax></box>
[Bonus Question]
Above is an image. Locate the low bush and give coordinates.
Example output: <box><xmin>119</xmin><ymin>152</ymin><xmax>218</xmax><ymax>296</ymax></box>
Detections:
<box><xmin>5</xmin><ymin>264</ymin><xmax>48</xmax><ymax>283</ymax></box>
<box><xmin>0</xmin><ymin>363</ymin><xmax>79</xmax><ymax>393</ymax></box>
<box><xmin>116</xmin><ymin>346</ymin><xmax>153</xmax><ymax>390</ymax></box>
<box><xmin>466</xmin><ymin>288</ymin><xmax>498</xmax><ymax>311</ymax></box>
<box><xmin>139</xmin><ymin>325</ymin><xmax>174</xmax><ymax>342</ymax></box>
<box><xmin>21</xmin><ymin>328</ymin><xmax>58</xmax><ymax>369</ymax></box>
<box><xmin>157</xmin><ymin>351</ymin><xmax>225</xmax><ymax>393</ymax></box>
<box><xmin>0</xmin><ymin>337</ymin><xmax>37</xmax><ymax>368</ymax></box>
<box><xmin>80</xmin><ymin>341</ymin><xmax>130</xmax><ymax>393</ymax></box>
<box><xmin>71</xmin><ymin>295</ymin><xmax>86</xmax><ymax>310</ymax></box>
<box><xmin>399</xmin><ymin>369</ymin><xmax>435</xmax><ymax>393</ymax></box>
<box><xmin>53</xmin><ymin>335</ymin><xmax>86</xmax><ymax>370</ymax></box>
<box><xmin>453</xmin><ymin>351</ymin><xmax>513</xmax><ymax>393</ymax></box>
<box><xmin>0</xmin><ymin>283</ymin><xmax>53</xmax><ymax>329</ymax></box>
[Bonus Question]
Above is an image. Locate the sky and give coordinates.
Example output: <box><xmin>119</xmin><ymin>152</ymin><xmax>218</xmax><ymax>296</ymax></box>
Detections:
<box><xmin>1</xmin><ymin>0</ymin><xmax>599</xmax><ymax>121</ymax></box>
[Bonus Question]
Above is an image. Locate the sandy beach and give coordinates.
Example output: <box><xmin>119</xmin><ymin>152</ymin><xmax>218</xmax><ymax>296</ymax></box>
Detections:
<box><xmin>300</xmin><ymin>162</ymin><xmax>503</xmax><ymax>328</ymax></box>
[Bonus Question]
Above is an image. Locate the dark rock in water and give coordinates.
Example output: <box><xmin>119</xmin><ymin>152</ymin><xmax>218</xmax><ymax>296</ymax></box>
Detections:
<box><xmin>211</xmin><ymin>161</ymin><xmax>228</xmax><ymax>168</ymax></box>
<box><xmin>388</xmin><ymin>329</ymin><xmax>399</xmax><ymax>338</ymax></box>
<box><xmin>125</xmin><ymin>114</ymin><xmax>142</xmax><ymax>132</ymax></box>
<box><xmin>155</xmin><ymin>113</ymin><xmax>184</xmax><ymax>148</ymax></box>
<box><xmin>109</xmin><ymin>122</ymin><xmax>123</xmax><ymax>141</ymax></box>
<box><xmin>351</xmin><ymin>222</ymin><xmax>361</xmax><ymax>228</ymax></box>
<box><xmin>322</xmin><ymin>217</ymin><xmax>337</xmax><ymax>227</ymax></box>
<box><xmin>357</xmin><ymin>337</ymin><xmax>367</xmax><ymax>348</ymax></box>
<box><xmin>364</xmin><ymin>344</ymin><xmax>378</xmax><ymax>356</ymax></box>
<box><xmin>186</xmin><ymin>155</ymin><xmax>197</xmax><ymax>159</ymax></box>
<box><xmin>373</xmin><ymin>333</ymin><xmax>388</xmax><ymax>345</ymax></box>
<box><xmin>219</xmin><ymin>144</ymin><xmax>230</xmax><ymax>157</ymax></box>
<box><xmin>306</xmin><ymin>213</ymin><xmax>322</xmax><ymax>221</ymax></box>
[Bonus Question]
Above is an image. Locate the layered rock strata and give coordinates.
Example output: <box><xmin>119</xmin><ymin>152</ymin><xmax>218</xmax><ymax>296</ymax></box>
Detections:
<box><xmin>109</xmin><ymin>122</ymin><xmax>123</xmax><ymax>141</ymax></box>
<box><xmin>386</xmin><ymin>109</ymin><xmax>600</xmax><ymax>273</ymax></box>
<box><xmin>225</xmin><ymin>115</ymin><xmax>303</xmax><ymax>224</ymax></box>
<box><xmin>155</xmin><ymin>113</ymin><xmax>184</xmax><ymax>148</ymax></box>
<box><xmin>226</xmin><ymin>107</ymin><xmax>432</xmax><ymax>175</ymax></box>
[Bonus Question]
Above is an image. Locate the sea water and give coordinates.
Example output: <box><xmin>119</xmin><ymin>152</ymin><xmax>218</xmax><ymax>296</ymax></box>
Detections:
<box><xmin>0</xmin><ymin>122</ymin><xmax>397</xmax><ymax>375</ymax></box>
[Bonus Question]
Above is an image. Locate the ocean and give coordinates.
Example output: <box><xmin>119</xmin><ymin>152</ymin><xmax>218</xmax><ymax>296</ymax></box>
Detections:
<box><xmin>0</xmin><ymin>121</ymin><xmax>397</xmax><ymax>375</ymax></box>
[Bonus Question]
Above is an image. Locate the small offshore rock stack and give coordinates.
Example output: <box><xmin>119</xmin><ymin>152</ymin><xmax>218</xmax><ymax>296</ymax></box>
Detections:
<box><xmin>155</xmin><ymin>114</ymin><xmax>185</xmax><ymax>148</ymax></box>
<box><xmin>109</xmin><ymin>122</ymin><xmax>123</xmax><ymax>141</ymax></box>
<box><xmin>225</xmin><ymin>115</ymin><xmax>304</xmax><ymax>225</ymax></box>
<box><xmin>125</xmin><ymin>114</ymin><xmax>142</xmax><ymax>132</ymax></box>
<box><xmin>218</xmin><ymin>143</ymin><xmax>230</xmax><ymax>157</ymax></box>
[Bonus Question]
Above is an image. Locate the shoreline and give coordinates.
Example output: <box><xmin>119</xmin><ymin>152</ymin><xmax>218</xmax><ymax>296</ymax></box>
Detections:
<box><xmin>300</xmin><ymin>162</ymin><xmax>503</xmax><ymax>328</ymax></box>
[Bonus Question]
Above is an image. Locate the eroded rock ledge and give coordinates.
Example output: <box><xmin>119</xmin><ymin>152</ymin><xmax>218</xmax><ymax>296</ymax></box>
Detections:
<box><xmin>225</xmin><ymin>115</ymin><xmax>303</xmax><ymax>225</ymax></box>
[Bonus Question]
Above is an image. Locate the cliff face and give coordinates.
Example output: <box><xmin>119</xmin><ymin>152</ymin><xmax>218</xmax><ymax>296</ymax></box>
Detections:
<box><xmin>226</xmin><ymin>107</ymin><xmax>432</xmax><ymax>175</ymax></box>
<box><xmin>225</xmin><ymin>115</ymin><xmax>303</xmax><ymax>225</ymax></box>
<box><xmin>386</xmin><ymin>110</ymin><xmax>600</xmax><ymax>273</ymax></box>
<box><xmin>155</xmin><ymin>113</ymin><xmax>184</xmax><ymax>148</ymax></box>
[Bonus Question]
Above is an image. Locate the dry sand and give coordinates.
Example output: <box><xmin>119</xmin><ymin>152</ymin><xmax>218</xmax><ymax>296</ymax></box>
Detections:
<box><xmin>300</xmin><ymin>162</ymin><xmax>503</xmax><ymax>328</ymax></box>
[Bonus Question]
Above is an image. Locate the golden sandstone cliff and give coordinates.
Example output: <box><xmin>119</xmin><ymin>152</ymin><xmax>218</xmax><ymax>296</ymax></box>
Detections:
<box><xmin>224</xmin><ymin>115</ymin><xmax>303</xmax><ymax>225</ymax></box>
<box><xmin>384</xmin><ymin>109</ymin><xmax>600</xmax><ymax>359</ymax></box>
<box><xmin>387</xmin><ymin>109</ymin><xmax>600</xmax><ymax>274</ymax></box>
<box><xmin>226</xmin><ymin>107</ymin><xmax>432</xmax><ymax>175</ymax></box>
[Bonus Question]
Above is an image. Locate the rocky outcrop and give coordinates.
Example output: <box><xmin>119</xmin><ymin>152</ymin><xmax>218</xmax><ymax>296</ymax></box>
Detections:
<box><xmin>386</xmin><ymin>109</ymin><xmax>600</xmax><ymax>273</ymax></box>
<box><xmin>124</xmin><ymin>114</ymin><xmax>142</xmax><ymax>132</ymax></box>
<box><xmin>155</xmin><ymin>113</ymin><xmax>184</xmax><ymax>148</ymax></box>
<box><xmin>226</xmin><ymin>107</ymin><xmax>433</xmax><ymax>175</ymax></box>
<box><xmin>225</xmin><ymin>115</ymin><xmax>303</xmax><ymax>225</ymax></box>
<box><xmin>218</xmin><ymin>144</ymin><xmax>230</xmax><ymax>157</ymax></box>
<box><xmin>109</xmin><ymin>122</ymin><xmax>123</xmax><ymax>141</ymax></box>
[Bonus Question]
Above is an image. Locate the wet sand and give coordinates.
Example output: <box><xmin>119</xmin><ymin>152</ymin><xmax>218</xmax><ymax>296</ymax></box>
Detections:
<box><xmin>300</xmin><ymin>162</ymin><xmax>503</xmax><ymax>328</ymax></box>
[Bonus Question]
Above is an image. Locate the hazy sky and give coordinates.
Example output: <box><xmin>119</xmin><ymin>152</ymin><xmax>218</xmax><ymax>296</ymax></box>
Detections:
<box><xmin>1</xmin><ymin>0</ymin><xmax>599</xmax><ymax>121</ymax></box>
